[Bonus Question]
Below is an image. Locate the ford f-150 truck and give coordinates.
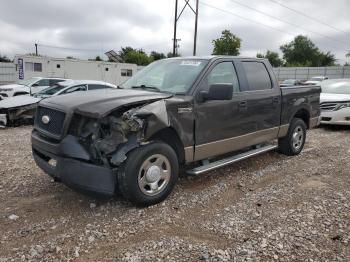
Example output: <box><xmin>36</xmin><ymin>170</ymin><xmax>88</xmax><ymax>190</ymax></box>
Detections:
<box><xmin>31</xmin><ymin>56</ymin><xmax>321</xmax><ymax>206</ymax></box>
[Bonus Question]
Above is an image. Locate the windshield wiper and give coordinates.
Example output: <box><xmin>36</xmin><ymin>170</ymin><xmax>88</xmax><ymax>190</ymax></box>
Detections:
<box><xmin>131</xmin><ymin>85</ymin><xmax>161</xmax><ymax>92</ymax></box>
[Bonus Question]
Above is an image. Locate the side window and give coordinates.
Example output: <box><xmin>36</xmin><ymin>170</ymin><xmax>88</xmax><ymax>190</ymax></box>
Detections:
<box><xmin>25</xmin><ymin>62</ymin><xmax>42</xmax><ymax>72</ymax></box>
<box><xmin>49</xmin><ymin>79</ymin><xmax>63</xmax><ymax>86</ymax></box>
<box><xmin>35</xmin><ymin>79</ymin><xmax>50</xmax><ymax>86</ymax></box>
<box><xmin>242</xmin><ymin>62</ymin><xmax>272</xmax><ymax>90</ymax></box>
<box><xmin>121</xmin><ymin>69</ymin><xmax>133</xmax><ymax>77</ymax></box>
<box><xmin>63</xmin><ymin>85</ymin><xmax>87</xmax><ymax>94</ymax></box>
<box><xmin>88</xmin><ymin>84</ymin><xmax>111</xmax><ymax>90</ymax></box>
<box><xmin>34</xmin><ymin>63</ymin><xmax>42</xmax><ymax>72</ymax></box>
<box><xmin>205</xmin><ymin>62</ymin><xmax>240</xmax><ymax>92</ymax></box>
<box><xmin>25</xmin><ymin>62</ymin><xmax>34</xmax><ymax>71</ymax></box>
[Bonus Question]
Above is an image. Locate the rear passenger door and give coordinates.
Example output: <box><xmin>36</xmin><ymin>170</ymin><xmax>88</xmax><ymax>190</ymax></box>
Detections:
<box><xmin>240</xmin><ymin>60</ymin><xmax>281</xmax><ymax>134</ymax></box>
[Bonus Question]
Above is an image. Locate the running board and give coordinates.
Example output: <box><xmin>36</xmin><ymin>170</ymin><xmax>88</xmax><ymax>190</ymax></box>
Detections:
<box><xmin>187</xmin><ymin>144</ymin><xmax>278</xmax><ymax>175</ymax></box>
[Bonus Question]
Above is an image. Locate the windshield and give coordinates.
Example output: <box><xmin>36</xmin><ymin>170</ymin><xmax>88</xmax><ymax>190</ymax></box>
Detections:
<box><xmin>310</xmin><ymin>77</ymin><xmax>323</xmax><ymax>81</ymax></box>
<box><xmin>321</xmin><ymin>80</ymin><xmax>350</xmax><ymax>94</ymax></box>
<box><xmin>121</xmin><ymin>59</ymin><xmax>208</xmax><ymax>93</ymax></box>
<box><xmin>18</xmin><ymin>78</ymin><xmax>39</xmax><ymax>86</ymax></box>
<box><xmin>34</xmin><ymin>84</ymin><xmax>65</xmax><ymax>97</ymax></box>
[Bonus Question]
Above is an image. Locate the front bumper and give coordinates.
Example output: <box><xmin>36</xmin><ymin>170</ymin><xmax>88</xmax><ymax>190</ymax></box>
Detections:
<box><xmin>320</xmin><ymin>107</ymin><xmax>350</xmax><ymax>126</ymax></box>
<box><xmin>31</xmin><ymin>130</ymin><xmax>116</xmax><ymax>196</ymax></box>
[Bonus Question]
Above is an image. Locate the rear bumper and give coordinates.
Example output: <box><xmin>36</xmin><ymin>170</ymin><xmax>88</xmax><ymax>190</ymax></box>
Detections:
<box><xmin>320</xmin><ymin>108</ymin><xmax>350</xmax><ymax>126</ymax></box>
<box><xmin>32</xmin><ymin>130</ymin><xmax>116</xmax><ymax>196</ymax></box>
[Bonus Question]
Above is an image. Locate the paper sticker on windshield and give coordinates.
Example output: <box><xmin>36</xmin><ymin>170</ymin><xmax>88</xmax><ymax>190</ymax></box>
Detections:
<box><xmin>180</xmin><ymin>60</ymin><xmax>202</xmax><ymax>66</ymax></box>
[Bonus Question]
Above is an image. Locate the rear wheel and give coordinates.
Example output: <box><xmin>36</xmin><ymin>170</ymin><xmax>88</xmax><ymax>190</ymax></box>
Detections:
<box><xmin>117</xmin><ymin>142</ymin><xmax>178</xmax><ymax>206</ymax></box>
<box><xmin>278</xmin><ymin>118</ymin><xmax>307</xmax><ymax>156</ymax></box>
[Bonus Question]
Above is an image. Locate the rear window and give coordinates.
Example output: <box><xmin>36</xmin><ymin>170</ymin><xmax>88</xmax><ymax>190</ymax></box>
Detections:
<box><xmin>242</xmin><ymin>62</ymin><xmax>272</xmax><ymax>90</ymax></box>
<box><xmin>88</xmin><ymin>84</ymin><xmax>111</xmax><ymax>90</ymax></box>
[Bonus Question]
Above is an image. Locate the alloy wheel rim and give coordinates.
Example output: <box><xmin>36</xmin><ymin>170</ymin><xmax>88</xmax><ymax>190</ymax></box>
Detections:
<box><xmin>292</xmin><ymin>126</ymin><xmax>304</xmax><ymax>150</ymax></box>
<box><xmin>138</xmin><ymin>154</ymin><xmax>171</xmax><ymax>196</ymax></box>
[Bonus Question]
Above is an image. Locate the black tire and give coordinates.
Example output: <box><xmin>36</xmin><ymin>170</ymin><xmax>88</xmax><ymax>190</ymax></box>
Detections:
<box><xmin>117</xmin><ymin>142</ymin><xmax>179</xmax><ymax>206</ymax></box>
<box><xmin>278</xmin><ymin>118</ymin><xmax>307</xmax><ymax>156</ymax></box>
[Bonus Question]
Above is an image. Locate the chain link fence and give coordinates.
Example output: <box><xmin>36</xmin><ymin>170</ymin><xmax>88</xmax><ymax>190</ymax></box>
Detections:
<box><xmin>2</xmin><ymin>62</ymin><xmax>350</xmax><ymax>85</ymax></box>
<box><xmin>273</xmin><ymin>66</ymin><xmax>350</xmax><ymax>81</ymax></box>
<box><xmin>0</xmin><ymin>62</ymin><xmax>16</xmax><ymax>85</ymax></box>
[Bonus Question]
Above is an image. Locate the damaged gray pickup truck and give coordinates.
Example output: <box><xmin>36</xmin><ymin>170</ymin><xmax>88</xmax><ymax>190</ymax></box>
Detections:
<box><xmin>32</xmin><ymin>56</ymin><xmax>321</xmax><ymax>206</ymax></box>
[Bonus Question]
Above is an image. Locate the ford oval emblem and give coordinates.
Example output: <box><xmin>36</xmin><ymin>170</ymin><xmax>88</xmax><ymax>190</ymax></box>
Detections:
<box><xmin>42</xmin><ymin>115</ymin><xmax>50</xmax><ymax>124</ymax></box>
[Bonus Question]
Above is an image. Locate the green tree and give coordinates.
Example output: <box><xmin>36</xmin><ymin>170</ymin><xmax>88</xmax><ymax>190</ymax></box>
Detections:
<box><xmin>256</xmin><ymin>50</ymin><xmax>284</xmax><ymax>67</ymax></box>
<box><xmin>95</xmin><ymin>55</ymin><xmax>103</xmax><ymax>61</ymax></box>
<box><xmin>89</xmin><ymin>56</ymin><xmax>103</xmax><ymax>61</ymax></box>
<box><xmin>0</xmin><ymin>54</ymin><xmax>11</xmax><ymax>62</ymax></box>
<box><xmin>166</xmin><ymin>52</ymin><xmax>180</xmax><ymax>58</ymax></box>
<box><xmin>119</xmin><ymin>47</ymin><xmax>152</xmax><ymax>66</ymax></box>
<box><xmin>318</xmin><ymin>51</ymin><xmax>336</xmax><ymax>67</ymax></box>
<box><xmin>280</xmin><ymin>35</ymin><xmax>336</xmax><ymax>66</ymax></box>
<box><xmin>212</xmin><ymin>30</ymin><xmax>241</xmax><ymax>56</ymax></box>
<box><xmin>150</xmin><ymin>51</ymin><xmax>166</xmax><ymax>61</ymax></box>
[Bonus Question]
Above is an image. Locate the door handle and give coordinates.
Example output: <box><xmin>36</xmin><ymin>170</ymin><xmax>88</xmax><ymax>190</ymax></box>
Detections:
<box><xmin>272</xmin><ymin>97</ymin><xmax>280</xmax><ymax>104</ymax></box>
<box><xmin>239</xmin><ymin>101</ymin><xmax>247</xmax><ymax>107</ymax></box>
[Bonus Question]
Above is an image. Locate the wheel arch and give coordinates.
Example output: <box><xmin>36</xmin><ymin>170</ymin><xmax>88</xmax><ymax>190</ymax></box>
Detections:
<box><xmin>290</xmin><ymin>106</ymin><xmax>311</xmax><ymax>129</ymax></box>
<box><xmin>293</xmin><ymin>108</ymin><xmax>310</xmax><ymax>129</ymax></box>
<box><xmin>148</xmin><ymin>127</ymin><xmax>185</xmax><ymax>165</ymax></box>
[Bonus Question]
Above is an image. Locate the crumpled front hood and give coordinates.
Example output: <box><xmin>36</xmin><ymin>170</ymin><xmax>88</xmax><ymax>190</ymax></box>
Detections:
<box><xmin>41</xmin><ymin>89</ymin><xmax>173</xmax><ymax>118</ymax></box>
<box><xmin>0</xmin><ymin>95</ymin><xmax>41</xmax><ymax>109</ymax></box>
<box><xmin>320</xmin><ymin>93</ymin><xmax>350</xmax><ymax>103</ymax></box>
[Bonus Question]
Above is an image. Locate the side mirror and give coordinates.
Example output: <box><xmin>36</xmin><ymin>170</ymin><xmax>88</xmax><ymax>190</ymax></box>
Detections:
<box><xmin>32</xmin><ymin>83</ymin><xmax>39</xmax><ymax>87</ymax></box>
<box><xmin>199</xmin><ymin>84</ymin><xmax>233</xmax><ymax>102</ymax></box>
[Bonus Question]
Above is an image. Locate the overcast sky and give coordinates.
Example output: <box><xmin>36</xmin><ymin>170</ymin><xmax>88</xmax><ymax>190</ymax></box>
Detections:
<box><xmin>1</xmin><ymin>0</ymin><xmax>350</xmax><ymax>64</ymax></box>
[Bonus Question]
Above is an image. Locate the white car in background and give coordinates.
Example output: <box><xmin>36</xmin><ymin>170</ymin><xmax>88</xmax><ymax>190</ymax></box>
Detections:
<box><xmin>0</xmin><ymin>77</ymin><xmax>66</xmax><ymax>100</ymax></box>
<box><xmin>304</xmin><ymin>76</ymin><xmax>328</xmax><ymax>85</ymax></box>
<box><xmin>0</xmin><ymin>80</ymin><xmax>117</xmax><ymax>127</ymax></box>
<box><xmin>320</xmin><ymin>79</ymin><xmax>350</xmax><ymax>126</ymax></box>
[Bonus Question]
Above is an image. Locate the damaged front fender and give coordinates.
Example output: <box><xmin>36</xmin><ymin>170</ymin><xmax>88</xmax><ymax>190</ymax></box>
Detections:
<box><xmin>75</xmin><ymin>99</ymin><xmax>173</xmax><ymax>167</ymax></box>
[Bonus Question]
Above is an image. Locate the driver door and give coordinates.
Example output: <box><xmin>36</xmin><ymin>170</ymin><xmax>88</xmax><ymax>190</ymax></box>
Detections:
<box><xmin>194</xmin><ymin>61</ymin><xmax>244</xmax><ymax>160</ymax></box>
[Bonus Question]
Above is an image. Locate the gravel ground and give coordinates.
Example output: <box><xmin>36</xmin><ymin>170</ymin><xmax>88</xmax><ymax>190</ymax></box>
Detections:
<box><xmin>0</xmin><ymin>125</ymin><xmax>349</xmax><ymax>261</ymax></box>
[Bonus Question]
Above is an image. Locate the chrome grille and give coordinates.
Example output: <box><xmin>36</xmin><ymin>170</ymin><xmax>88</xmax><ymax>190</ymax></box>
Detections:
<box><xmin>35</xmin><ymin>106</ymin><xmax>66</xmax><ymax>137</ymax></box>
<box><xmin>320</xmin><ymin>102</ymin><xmax>337</xmax><ymax>111</ymax></box>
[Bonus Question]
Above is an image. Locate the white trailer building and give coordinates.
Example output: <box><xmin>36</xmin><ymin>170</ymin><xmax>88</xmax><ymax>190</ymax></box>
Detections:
<box><xmin>12</xmin><ymin>55</ymin><xmax>140</xmax><ymax>85</ymax></box>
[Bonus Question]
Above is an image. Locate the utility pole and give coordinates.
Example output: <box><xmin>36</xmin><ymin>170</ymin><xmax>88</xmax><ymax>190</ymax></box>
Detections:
<box><xmin>173</xmin><ymin>0</ymin><xmax>199</xmax><ymax>57</ymax></box>
<box><xmin>173</xmin><ymin>0</ymin><xmax>178</xmax><ymax>57</ymax></box>
<box><xmin>35</xmin><ymin>43</ymin><xmax>38</xmax><ymax>56</ymax></box>
<box><xmin>172</xmin><ymin>38</ymin><xmax>181</xmax><ymax>56</ymax></box>
<box><xmin>193</xmin><ymin>0</ymin><xmax>199</xmax><ymax>56</ymax></box>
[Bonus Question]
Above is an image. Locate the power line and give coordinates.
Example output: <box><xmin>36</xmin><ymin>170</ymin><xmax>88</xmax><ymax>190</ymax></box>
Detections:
<box><xmin>227</xmin><ymin>0</ymin><xmax>350</xmax><ymax>47</ymax></box>
<box><xmin>201</xmin><ymin>2</ymin><xmax>294</xmax><ymax>37</ymax></box>
<box><xmin>37</xmin><ymin>41</ymin><xmax>171</xmax><ymax>54</ymax></box>
<box><xmin>200</xmin><ymin>1</ymin><xmax>348</xmax><ymax>52</ymax></box>
<box><xmin>37</xmin><ymin>43</ymin><xmax>102</xmax><ymax>52</ymax></box>
<box><xmin>267</xmin><ymin>0</ymin><xmax>350</xmax><ymax>37</ymax></box>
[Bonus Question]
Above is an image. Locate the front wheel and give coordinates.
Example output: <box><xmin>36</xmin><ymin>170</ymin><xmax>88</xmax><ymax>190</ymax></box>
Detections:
<box><xmin>278</xmin><ymin>118</ymin><xmax>307</xmax><ymax>156</ymax></box>
<box><xmin>117</xmin><ymin>142</ymin><xmax>179</xmax><ymax>206</ymax></box>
